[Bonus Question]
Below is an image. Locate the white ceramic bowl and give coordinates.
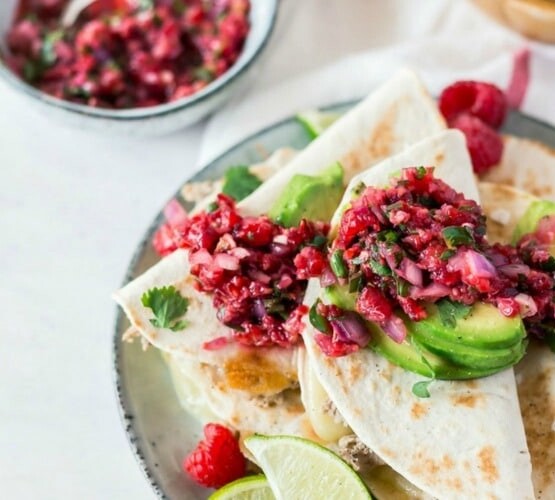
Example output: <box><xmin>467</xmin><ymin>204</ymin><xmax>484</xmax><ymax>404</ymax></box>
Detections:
<box><xmin>0</xmin><ymin>0</ymin><xmax>278</xmax><ymax>136</ymax></box>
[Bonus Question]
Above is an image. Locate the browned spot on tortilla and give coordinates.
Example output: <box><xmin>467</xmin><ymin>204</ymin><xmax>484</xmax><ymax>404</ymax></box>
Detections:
<box><xmin>442</xmin><ymin>454</ymin><xmax>455</xmax><ymax>470</ymax></box>
<box><xmin>340</xmin><ymin>102</ymin><xmax>397</xmax><ymax>179</ymax></box>
<box><xmin>518</xmin><ymin>360</ymin><xmax>555</xmax><ymax>494</ymax></box>
<box><xmin>411</xmin><ymin>402</ymin><xmax>428</xmax><ymax>420</ymax></box>
<box><xmin>390</xmin><ymin>384</ymin><xmax>401</xmax><ymax>402</ymax></box>
<box><xmin>478</xmin><ymin>446</ymin><xmax>499</xmax><ymax>484</ymax></box>
<box><xmin>223</xmin><ymin>350</ymin><xmax>296</xmax><ymax>395</ymax></box>
<box><xmin>451</xmin><ymin>392</ymin><xmax>484</xmax><ymax>408</ymax></box>
<box><xmin>434</xmin><ymin>152</ymin><xmax>445</xmax><ymax>166</ymax></box>
<box><xmin>380</xmin><ymin>447</ymin><xmax>396</xmax><ymax>459</ymax></box>
<box><xmin>447</xmin><ymin>477</ymin><xmax>463</xmax><ymax>491</ymax></box>
<box><xmin>348</xmin><ymin>363</ymin><xmax>363</xmax><ymax>381</ymax></box>
<box><xmin>461</xmin><ymin>379</ymin><xmax>478</xmax><ymax>390</ymax></box>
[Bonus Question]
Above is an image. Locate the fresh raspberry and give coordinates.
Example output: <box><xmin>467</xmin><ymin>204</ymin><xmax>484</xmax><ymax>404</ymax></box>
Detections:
<box><xmin>439</xmin><ymin>81</ymin><xmax>507</xmax><ymax>129</ymax></box>
<box><xmin>451</xmin><ymin>113</ymin><xmax>503</xmax><ymax>175</ymax></box>
<box><xmin>183</xmin><ymin>423</ymin><xmax>246</xmax><ymax>489</ymax></box>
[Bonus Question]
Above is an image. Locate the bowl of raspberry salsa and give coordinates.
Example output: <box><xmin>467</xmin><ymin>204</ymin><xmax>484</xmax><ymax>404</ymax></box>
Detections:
<box><xmin>0</xmin><ymin>0</ymin><xmax>277</xmax><ymax>135</ymax></box>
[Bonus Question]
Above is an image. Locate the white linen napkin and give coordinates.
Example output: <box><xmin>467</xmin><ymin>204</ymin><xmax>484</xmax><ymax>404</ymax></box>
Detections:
<box><xmin>198</xmin><ymin>0</ymin><xmax>555</xmax><ymax>165</ymax></box>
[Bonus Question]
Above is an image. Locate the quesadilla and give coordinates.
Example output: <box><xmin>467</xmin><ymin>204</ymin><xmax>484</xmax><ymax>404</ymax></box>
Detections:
<box><xmin>301</xmin><ymin>130</ymin><xmax>535</xmax><ymax>499</ymax></box>
<box><xmin>114</xmin><ymin>68</ymin><xmax>445</xmax><ymax>439</ymax></box>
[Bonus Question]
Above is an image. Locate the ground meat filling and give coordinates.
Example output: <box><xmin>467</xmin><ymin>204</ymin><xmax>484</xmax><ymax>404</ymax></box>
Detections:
<box><xmin>159</xmin><ymin>193</ymin><xmax>329</xmax><ymax>348</ymax></box>
<box><xmin>314</xmin><ymin>167</ymin><xmax>555</xmax><ymax>356</ymax></box>
<box><xmin>7</xmin><ymin>0</ymin><xmax>250</xmax><ymax>108</ymax></box>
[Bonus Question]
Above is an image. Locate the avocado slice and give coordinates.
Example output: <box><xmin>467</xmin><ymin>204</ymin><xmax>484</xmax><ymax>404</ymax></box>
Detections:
<box><xmin>369</xmin><ymin>322</ymin><xmax>501</xmax><ymax>380</ymax></box>
<box><xmin>268</xmin><ymin>162</ymin><xmax>344</xmax><ymax>227</ymax></box>
<box><xmin>409</xmin><ymin>325</ymin><xmax>527</xmax><ymax>371</ymax></box>
<box><xmin>322</xmin><ymin>284</ymin><xmax>356</xmax><ymax>310</ymax></box>
<box><xmin>411</xmin><ymin>302</ymin><xmax>526</xmax><ymax>350</ymax></box>
<box><xmin>513</xmin><ymin>199</ymin><xmax>555</xmax><ymax>243</ymax></box>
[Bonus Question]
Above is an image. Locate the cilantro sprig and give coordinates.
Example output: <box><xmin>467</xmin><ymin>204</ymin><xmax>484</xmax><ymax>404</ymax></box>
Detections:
<box><xmin>222</xmin><ymin>166</ymin><xmax>263</xmax><ymax>201</ymax></box>
<box><xmin>436</xmin><ymin>299</ymin><xmax>472</xmax><ymax>329</ymax></box>
<box><xmin>412</xmin><ymin>379</ymin><xmax>434</xmax><ymax>398</ymax></box>
<box><xmin>141</xmin><ymin>286</ymin><xmax>189</xmax><ymax>331</ymax></box>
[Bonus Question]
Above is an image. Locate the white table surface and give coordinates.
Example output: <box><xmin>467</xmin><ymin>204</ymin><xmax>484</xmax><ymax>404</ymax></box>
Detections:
<box><xmin>0</xmin><ymin>1</ymin><xmax>502</xmax><ymax>498</ymax></box>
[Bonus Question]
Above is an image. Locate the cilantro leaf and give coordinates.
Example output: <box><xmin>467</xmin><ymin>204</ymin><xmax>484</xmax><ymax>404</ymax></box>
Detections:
<box><xmin>222</xmin><ymin>166</ymin><xmax>263</xmax><ymax>201</ymax></box>
<box><xmin>412</xmin><ymin>379</ymin><xmax>434</xmax><ymax>398</ymax></box>
<box><xmin>436</xmin><ymin>299</ymin><xmax>472</xmax><ymax>329</ymax></box>
<box><xmin>40</xmin><ymin>30</ymin><xmax>64</xmax><ymax>67</ymax></box>
<box><xmin>141</xmin><ymin>286</ymin><xmax>189</xmax><ymax>331</ymax></box>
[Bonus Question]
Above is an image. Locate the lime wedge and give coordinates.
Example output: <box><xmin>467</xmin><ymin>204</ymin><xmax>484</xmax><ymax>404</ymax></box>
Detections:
<box><xmin>244</xmin><ymin>435</ymin><xmax>373</xmax><ymax>500</ymax></box>
<box><xmin>297</xmin><ymin>110</ymin><xmax>340</xmax><ymax>139</ymax></box>
<box><xmin>209</xmin><ymin>475</ymin><xmax>275</xmax><ymax>500</ymax></box>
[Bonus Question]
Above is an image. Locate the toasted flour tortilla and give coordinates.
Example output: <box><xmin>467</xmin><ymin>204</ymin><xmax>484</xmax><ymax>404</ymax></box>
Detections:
<box><xmin>239</xmin><ymin>68</ymin><xmax>445</xmax><ymax>216</ymax></box>
<box><xmin>479</xmin><ymin>180</ymin><xmax>555</xmax><ymax>499</ymax></box>
<box><xmin>113</xmin><ymin>70</ymin><xmax>446</xmax><ymax>435</ymax></box>
<box><xmin>484</xmin><ymin>135</ymin><xmax>555</xmax><ymax>201</ymax></box>
<box><xmin>478</xmin><ymin>182</ymin><xmax>538</xmax><ymax>244</ymax></box>
<box><xmin>301</xmin><ymin>130</ymin><xmax>535</xmax><ymax>499</ymax></box>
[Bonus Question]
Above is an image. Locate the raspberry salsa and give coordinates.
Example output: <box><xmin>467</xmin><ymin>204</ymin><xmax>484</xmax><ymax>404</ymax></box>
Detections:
<box><xmin>5</xmin><ymin>0</ymin><xmax>250</xmax><ymax>108</ymax></box>
<box><xmin>310</xmin><ymin>166</ymin><xmax>555</xmax><ymax>379</ymax></box>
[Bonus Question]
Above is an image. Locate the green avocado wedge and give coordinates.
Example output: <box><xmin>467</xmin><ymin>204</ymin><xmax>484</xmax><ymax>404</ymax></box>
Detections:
<box><xmin>368</xmin><ymin>323</ymin><xmax>501</xmax><ymax>380</ymax></box>
<box><xmin>268</xmin><ymin>162</ymin><xmax>344</xmax><ymax>227</ymax></box>
<box><xmin>409</xmin><ymin>326</ymin><xmax>527</xmax><ymax>371</ymax></box>
<box><xmin>513</xmin><ymin>199</ymin><xmax>555</xmax><ymax>244</ymax></box>
<box><xmin>411</xmin><ymin>302</ymin><xmax>526</xmax><ymax>350</ymax></box>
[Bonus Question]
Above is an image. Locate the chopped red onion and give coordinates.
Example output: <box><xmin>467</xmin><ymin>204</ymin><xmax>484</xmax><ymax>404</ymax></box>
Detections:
<box><xmin>163</xmin><ymin>198</ymin><xmax>188</xmax><ymax>225</ymax></box>
<box><xmin>273</xmin><ymin>234</ymin><xmax>289</xmax><ymax>245</ymax></box>
<box><xmin>499</xmin><ymin>264</ymin><xmax>531</xmax><ymax>278</ymax></box>
<box><xmin>397</xmin><ymin>258</ymin><xmax>423</xmax><ymax>287</ymax></box>
<box><xmin>230</xmin><ymin>247</ymin><xmax>251</xmax><ymax>259</ymax></box>
<box><xmin>514</xmin><ymin>293</ymin><xmax>538</xmax><ymax>318</ymax></box>
<box><xmin>320</xmin><ymin>266</ymin><xmax>338</xmax><ymax>287</ymax></box>
<box><xmin>410</xmin><ymin>282</ymin><xmax>451</xmax><ymax>300</ymax></box>
<box><xmin>253</xmin><ymin>299</ymin><xmax>266</xmax><ymax>319</ymax></box>
<box><xmin>248</xmin><ymin>269</ymin><xmax>272</xmax><ymax>284</ymax></box>
<box><xmin>270</xmin><ymin>242</ymin><xmax>291</xmax><ymax>256</ymax></box>
<box><xmin>190</xmin><ymin>249</ymin><xmax>213</xmax><ymax>266</ymax></box>
<box><xmin>214</xmin><ymin>253</ymin><xmax>240</xmax><ymax>271</ymax></box>
<box><xmin>382</xmin><ymin>315</ymin><xmax>407</xmax><ymax>343</ymax></box>
<box><xmin>330</xmin><ymin>312</ymin><xmax>371</xmax><ymax>347</ymax></box>
<box><xmin>278</xmin><ymin>274</ymin><xmax>294</xmax><ymax>289</ymax></box>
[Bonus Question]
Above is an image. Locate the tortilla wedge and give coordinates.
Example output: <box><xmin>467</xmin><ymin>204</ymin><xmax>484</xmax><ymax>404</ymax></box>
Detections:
<box><xmin>301</xmin><ymin>130</ymin><xmax>535</xmax><ymax>499</ymax></box>
<box><xmin>478</xmin><ymin>180</ymin><xmax>555</xmax><ymax>499</ymax></box>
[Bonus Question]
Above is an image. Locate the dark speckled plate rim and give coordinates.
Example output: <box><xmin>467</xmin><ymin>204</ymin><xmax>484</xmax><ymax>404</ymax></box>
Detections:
<box><xmin>112</xmin><ymin>105</ymin><xmax>555</xmax><ymax>498</ymax></box>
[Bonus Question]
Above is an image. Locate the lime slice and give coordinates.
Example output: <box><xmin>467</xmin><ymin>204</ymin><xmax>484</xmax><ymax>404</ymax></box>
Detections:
<box><xmin>297</xmin><ymin>110</ymin><xmax>340</xmax><ymax>139</ymax></box>
<box><xmin>209</xmin><ymin>475</ymin><xmax>275</xmax><ymax>500</ymax></box>
<box><xmin>244</xmin><ymin>435</ymin><xmax>373</xmax><ymax>500</ymax></box>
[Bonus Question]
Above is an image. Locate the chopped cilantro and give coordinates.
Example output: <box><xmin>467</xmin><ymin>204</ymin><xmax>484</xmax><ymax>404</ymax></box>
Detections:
<box><xmin>309</xmin><ymin>300</ymin><xmax>330</xmax><ymax>334</ymax></box>
<box><xmin>310</xmin><ymin>235</ymin><xmax>328</xmax><ymax>249</ymax></box>
<box><xmin>412</xmin><ymin>379</ymin><xmax>434</xmax><ymax>398</ymax></box>
<box><xmin>206</xmin><ymin>201</ymin><xmax>218</xmax><ymax>213</ymax></box>
<box><xmin>436</xmin><ymin>299</ymin><xmax>472</xmax><ymax>329</ymax></box>
<box><xmin>440</xmin><ymin>249</ymin><xmax>456</xmax><ymax>261</ymax></box>
<box><xmin>141</xmin><ymin>286</ymin><xmax>189</xmax><ymax>331</ymax></box>
<box><xmin>23</xmin><ymin>60</ymin><xmax>40</xmax><ymax>82</ymax></box>
<box><xmin>349</xmin><ymin>276</ymin><xmax>362</xmax><ymax>293</ymax></box>
<box><xmin>415</xmin><ymin>166</ymin><xmax>427</xmax><ymax>179</ymax></box>
<box><xmin>377</xmin><ymin>229</ymin><xmax>399</xmax><ymax>244</ymax></box>
<box><xmin>441</xmin><ymin>226</ymin><xmax>474</xmax><ymax>248</ymax></box>
<box><xmin>138</xmin><ymin>0</ymin><xmax>155</xmax><ymax>9</ymax></box>
<box><xmin>352</xmin><ymin>182</ymin><xmax>366</xmax><ymax>196</ymax></box>
<box><xmin>396</xmin><ymin>278</ymin><xmax>410</xmax><ymax>297</ymax></box>
<box><xmin>330</xmin><ymin>250</ymin><xmax>348</xmax><ymax>279</ymax></box>
<box><xmin>40</xmin><ymin>30</ymin><xmax>64</xmax><ymax>67</ymax></box>
<box><xmin>370</xmin><ymin>259</ymin><xmax>392</xmax><ymax>277</ymax></box>
<box><xmin>222</xmin><ymin>166</ymin><xmax>263</xmax><ymax>201</ymax></box>
<box><xmin>193</xmin><ymin>67</ymin><xmax>216</xmax><ymax>82</ymax></box>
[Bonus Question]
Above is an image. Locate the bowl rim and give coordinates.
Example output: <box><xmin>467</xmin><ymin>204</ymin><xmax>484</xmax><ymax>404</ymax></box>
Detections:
<box><xmin>0</xmin><ymin>0</ymin><xmax>278</xmax><ymax>121</ymax></box>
